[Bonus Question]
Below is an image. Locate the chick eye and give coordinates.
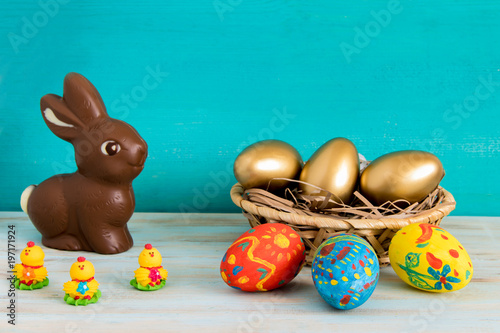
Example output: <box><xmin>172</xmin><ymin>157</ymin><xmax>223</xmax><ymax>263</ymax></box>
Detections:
<box><xmin>101</xmin><ymin>140</ymin><xmax>121</xmax><ymax>156</ymax></box>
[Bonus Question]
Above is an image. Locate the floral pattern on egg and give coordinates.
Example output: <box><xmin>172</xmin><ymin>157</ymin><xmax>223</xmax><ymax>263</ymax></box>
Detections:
<box><xmin>389</xmin><ymin>223</ymin><xmax>473</xmax><ymax>293</ymax></box>
<box><xmin>220</xmin><ymin>223</ymin><xmax>306</xmax><ymax>292</ymax></box>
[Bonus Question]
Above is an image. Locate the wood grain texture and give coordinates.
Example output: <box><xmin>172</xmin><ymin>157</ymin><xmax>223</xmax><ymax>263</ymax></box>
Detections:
<box><xmin>0</xmin><ymin>1</ymin><xmax>499</xmax><ymax>215</ymax></box>
<box><xmin>0</xmin><ymin>212</ymin><xmax>499</xmax><ymax>332</ymax></box>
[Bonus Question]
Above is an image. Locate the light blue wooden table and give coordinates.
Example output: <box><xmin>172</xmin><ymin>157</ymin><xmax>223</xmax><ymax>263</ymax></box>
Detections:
<box><xmin>0</xmin><ymin>212</ymin><xmax>498</xmax><ymax>332</ymax></box>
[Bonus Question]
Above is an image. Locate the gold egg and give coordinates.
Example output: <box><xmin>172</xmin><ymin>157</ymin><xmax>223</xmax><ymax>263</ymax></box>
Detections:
<box><xmin>234</xmin><ymin>140</ymin><xmax>303</xmax><ymax>191</ymax></box>
<box><xmin>299</xmin><ymin>138</ymin><xmax>359</xmax><ymax>205</ymax></box>
<box><xmin>359</xmin><ymin>150</ymin><xmax>445</xmax><ymax>205</ymax></box>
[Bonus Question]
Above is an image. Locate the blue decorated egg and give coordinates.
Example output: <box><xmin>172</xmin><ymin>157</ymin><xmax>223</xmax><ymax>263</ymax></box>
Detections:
<box><xmin>311</xmin><ymin>234</ymin><xmax>379</xmax><ymax>310</ymax></box>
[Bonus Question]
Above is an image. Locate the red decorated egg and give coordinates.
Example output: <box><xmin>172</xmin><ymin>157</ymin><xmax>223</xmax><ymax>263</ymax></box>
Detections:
<box><xmin>220</xmin><ymin>223</ymin><xmax>306</xmax><ymax>292</ymax></box>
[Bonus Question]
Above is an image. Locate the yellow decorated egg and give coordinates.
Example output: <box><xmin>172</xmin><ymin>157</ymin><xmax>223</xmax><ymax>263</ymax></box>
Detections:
<box><xmin>389</xmin><ymin>223</ymin><xmax>473</xmax><ymax>293</ymax></box>
<box><xmin>220</xmin><ymin>223</ymin><xmax>306</xmax><ymax>292</ymax></box>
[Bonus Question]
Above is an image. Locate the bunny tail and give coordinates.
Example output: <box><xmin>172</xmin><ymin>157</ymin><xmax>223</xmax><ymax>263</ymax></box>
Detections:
<box><xmin>20</xmin><ymin>185</ymin><xmax>36</xmax><ymax>214</ymax></box>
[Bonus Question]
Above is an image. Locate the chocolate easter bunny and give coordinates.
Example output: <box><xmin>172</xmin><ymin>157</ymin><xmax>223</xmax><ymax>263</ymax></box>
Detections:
<box><xmin>21</xmin><ymin>73</ymin><xmax>148</xmax><ymax>254</ymax></box>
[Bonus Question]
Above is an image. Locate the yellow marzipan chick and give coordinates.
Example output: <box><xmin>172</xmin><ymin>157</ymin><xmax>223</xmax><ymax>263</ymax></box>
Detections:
<box><xmin>134</xmin><ymin>244</ymin><xmax>168</xmax><ymax>287</ymax></box>
<box><xmin>63</xmin><ymin>257</ymin><xmax>99</xmax><ymax>299</ymax></box>
<box><xmin>13</xmin><ymin>241</ymin><xmax>48</xmax><ymax>285</ymax></box>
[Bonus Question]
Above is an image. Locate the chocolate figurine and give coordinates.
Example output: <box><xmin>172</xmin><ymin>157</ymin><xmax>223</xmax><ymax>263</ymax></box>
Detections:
<box><xmin>21</xmin><ymin>73</ymin><xmax>148</xmax><ymax>254</ymax></box>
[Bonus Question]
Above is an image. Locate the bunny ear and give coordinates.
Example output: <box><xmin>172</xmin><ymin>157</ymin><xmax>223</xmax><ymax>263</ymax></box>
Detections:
<box><xmin>62</xmin><ymin>72</ymin><xmax>108</xmax><ymax>124</ymax></box>
<box><xmin>40</xmin><ymin>93</ymin><xmax>85</xmax><ymax>142</ymax></box>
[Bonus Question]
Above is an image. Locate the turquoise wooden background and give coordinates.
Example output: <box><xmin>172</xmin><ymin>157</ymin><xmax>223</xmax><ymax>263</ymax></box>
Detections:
<box><xmin>0</xmin><ymin>1</ymin><xmax>498</xmax><ymax>216</ymax></box>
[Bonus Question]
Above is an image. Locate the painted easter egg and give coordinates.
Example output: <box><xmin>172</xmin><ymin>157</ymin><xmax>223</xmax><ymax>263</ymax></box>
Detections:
<box><xmin>311</xmin><ymin>234</ymin><xmax>379</xmax><ymax>310</ymax></box>
<box><xmin>220</xmin><ymin>223</ymin><xmax>306</xmax><ymax>292</ymax></box>
<box><xmin>389</xmin><ymin>223</ymin><xmax>473</xmax><ymax>293</ymax></box>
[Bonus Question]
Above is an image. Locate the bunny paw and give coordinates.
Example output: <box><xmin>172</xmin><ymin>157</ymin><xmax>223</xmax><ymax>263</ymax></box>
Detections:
<box><xmin>42</xmin><ymin>235</ymin><xmax>87</xmax><ymax>251</ymax></box>
<box><xmin>93</xmin><ymin>240</ymin><xmax>133</xmax><ymax>254</ymax></box>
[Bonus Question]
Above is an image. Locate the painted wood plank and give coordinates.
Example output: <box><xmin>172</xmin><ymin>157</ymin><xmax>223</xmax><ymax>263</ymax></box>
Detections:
<box><xmin>0</xmin><ymin>212</ymin><xmax>499</xmax><ymax>332</ymax></box>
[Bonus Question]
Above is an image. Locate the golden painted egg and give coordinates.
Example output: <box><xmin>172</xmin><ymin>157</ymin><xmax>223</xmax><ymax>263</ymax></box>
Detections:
<box><xmin>359</xmin><ymin>150</ymin><xmax>444</xmax><ymax>205</ymax></box>
<box><xmin>299</xmin><ymin>138</ymin><xmax>359</xmax><ymax>205</ymax></box>
<box><xmin>389</xmin><ymin>223</ymin><xmax>473</xmax><ymax>293</ymax></box>
<box><xmin>220</xmin><ymin>223</ymin><xmax>306</xmax><ymax>292</ymax></box>
<box><xmin>234</xmin><ymin>140</ymin><xmax>303</xmax><ymax>191</ymax></box>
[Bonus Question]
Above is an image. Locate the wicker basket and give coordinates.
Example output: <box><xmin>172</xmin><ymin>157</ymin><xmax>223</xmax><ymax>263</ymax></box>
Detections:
<box><xmin>230</xmin><ymin>183</ymin><xmax>456</xmax><ymax>267</ymax></box>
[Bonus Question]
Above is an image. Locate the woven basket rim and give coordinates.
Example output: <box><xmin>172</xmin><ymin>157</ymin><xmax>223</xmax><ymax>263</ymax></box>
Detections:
<box><xmin>230</xmin><ymin>183</ymin><xmax>456</xmax><ymax>230</ymax></box>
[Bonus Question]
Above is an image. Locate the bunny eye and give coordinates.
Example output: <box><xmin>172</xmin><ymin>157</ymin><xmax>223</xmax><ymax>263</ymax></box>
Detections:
<box><xmin>101</xmin><ymin>141</ymin><xmax>121</xmax><ymax>156</ymax></box>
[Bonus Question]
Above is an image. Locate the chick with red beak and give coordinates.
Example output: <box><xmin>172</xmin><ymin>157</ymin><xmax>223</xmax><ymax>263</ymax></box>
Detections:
<box><xmin>131</xmin><ymin>244</ymin><xmax>168</xmax><ymax>291</ymax></box>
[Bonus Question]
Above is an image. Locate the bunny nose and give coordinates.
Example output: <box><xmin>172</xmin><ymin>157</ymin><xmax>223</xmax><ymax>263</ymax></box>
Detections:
<box><xmin>129</xmin><ymin>145</ymin><xmax>147</xmax><ymax>167</ymax></box>
<box><xmin>138</xmin><ymin>152</ymin><xmax>147</xmax><ymax>166</ymax></box>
